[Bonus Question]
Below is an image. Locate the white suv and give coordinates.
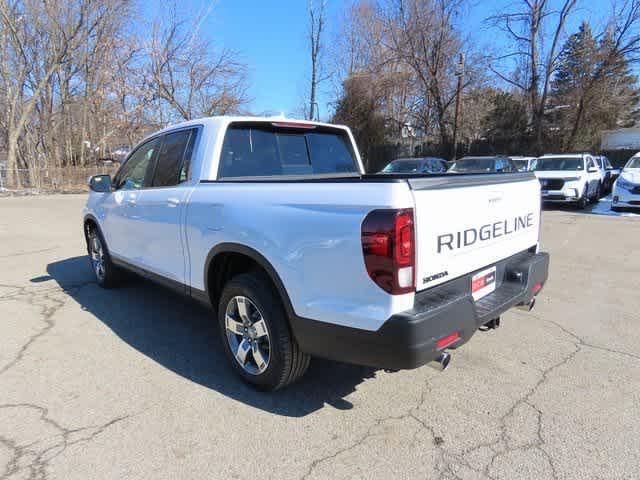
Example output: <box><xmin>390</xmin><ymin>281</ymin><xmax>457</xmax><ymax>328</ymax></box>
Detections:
<box><xmin>533</xmin><ymin>154</ymin><xmax>603</xmax><ymax>209</ymax></box>
<box><xmin>612</xmin><ymin>154</ymin><xmax>640</xmax><ymax>212</ymax></box>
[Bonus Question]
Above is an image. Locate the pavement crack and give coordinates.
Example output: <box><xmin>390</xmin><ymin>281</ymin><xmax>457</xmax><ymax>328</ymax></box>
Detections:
<box><xmin>0</xmin><ymin>281</ymin><xmax>94</xmax><ymax>376</ymax></box>
<box><xmin>0</xmin><ymin>403</ymin><xmax>130</xmax><ymax>480</ymax></box>
<box><xmin>540</xmin><ymin>316</ymin><xmax>640</xmax><ymax>362</ymax></box>
<box><xmin>300</xmin><ymin>378</ymin><xmax>484</xmax><ymax>480</ymax></box>
<box><xmin>300</xmin><ymin>379</ymin><xmax>443</xmax><ymax>480</ymax></box>
<box><xmin>462</xmin><ymin>341</ymin><xmax>580</xmax><ymax>480</ymax></box>
<box><xmin>526</xmin><ymin>401</ymin><xmax>559</xmax><ymax>480</ymax></box>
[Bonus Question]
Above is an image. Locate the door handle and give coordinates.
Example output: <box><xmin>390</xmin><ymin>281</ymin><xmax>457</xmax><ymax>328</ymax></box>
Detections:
<box><xmin>167</xmin><ymin>197</ymin><xmax>180</xmax><ymax>207</ymax></box>
<box><xmin>126</xmin><ymin>198</ymin><xmax>137</xmax><ymax>206</ymax></box>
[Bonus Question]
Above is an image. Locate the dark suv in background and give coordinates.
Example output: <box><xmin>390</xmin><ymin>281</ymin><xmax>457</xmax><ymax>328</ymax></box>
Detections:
<box><xmin>448</xmin><ymin>156</ymin><xmax>518</xmax><ymax>174</ymax></box>
<box><xmin>380</xmin><ymin>157</ymin><xmax>449</xmax><ymax>174</ymax></box>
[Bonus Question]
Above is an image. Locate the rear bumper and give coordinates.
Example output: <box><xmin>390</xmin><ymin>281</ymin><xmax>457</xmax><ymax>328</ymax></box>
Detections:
<box><xmin>291</xmin><ymin>249</ymin><xmax>549</xmax><ymax>370</ymax></box>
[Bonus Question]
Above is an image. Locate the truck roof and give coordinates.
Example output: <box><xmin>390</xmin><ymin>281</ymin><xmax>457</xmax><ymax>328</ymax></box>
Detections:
<box><xmin>134</xmin><ymin>115</ymin><xmax>364</xmax><ymax>181</ymax></box>
<box><xmin>142</xmin><ymin>115</ymin><xmax>350</xmax><ymax>143</ymax></box>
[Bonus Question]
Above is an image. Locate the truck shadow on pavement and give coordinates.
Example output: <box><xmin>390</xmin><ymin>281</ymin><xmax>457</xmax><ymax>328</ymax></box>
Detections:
<box><xmin>40</xmin><ymin>256</ymin><xmax>377</xmax><ymax>417</ymax></box>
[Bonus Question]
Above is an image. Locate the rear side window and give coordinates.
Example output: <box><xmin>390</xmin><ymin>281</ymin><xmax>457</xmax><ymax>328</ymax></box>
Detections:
<box><xmin>151</xmin><ymin>129</ymin><xmax>197</xmax><ymax>187</ymax></box>
<box><xmin>218</xmin><ymin>124</ymin><xmax>358</xmax><ymax>178</ymax></box>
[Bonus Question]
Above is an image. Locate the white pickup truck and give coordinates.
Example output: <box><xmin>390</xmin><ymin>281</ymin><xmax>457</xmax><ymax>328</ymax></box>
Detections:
<box><xmin>84</xmin><ymin>116</ymin><xmax>549</xmax><ymax>390</ymax></box>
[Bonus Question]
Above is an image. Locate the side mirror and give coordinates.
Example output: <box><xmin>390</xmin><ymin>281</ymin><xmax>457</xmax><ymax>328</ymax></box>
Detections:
<box><xmin>587</xmin><ymin>166</ymin><xmax>598</xmax><ymax>173</ymax></box>
<box><xmin>89</xmin><ymin>174</ymin><xmax>112</xmax><ymax>193</ymax></box>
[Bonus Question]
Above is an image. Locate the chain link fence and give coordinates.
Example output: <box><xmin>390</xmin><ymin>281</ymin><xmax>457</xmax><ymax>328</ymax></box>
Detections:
<box><xmin>0</xmin><ymin>166</ymin><xmax>118</xmax><ymax>194</ymax></box>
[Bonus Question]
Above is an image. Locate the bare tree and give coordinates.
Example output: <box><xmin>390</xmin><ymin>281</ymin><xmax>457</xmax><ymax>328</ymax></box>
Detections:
<box><xmin>329</xmin><ymin>0</ymin><xmax>485</xmax><ymax>157</ymax></box>
<box><xmin>382</xmin><ymin>0</ymin><xmax>470</xmax><ymax>152</ymax></box>
<box><xmin>147</xmin><ymin>12</ymin><xmax>249</xmax><ymax>122</ymax></box>
<box><xmin>0</xmin><ymin>0</ymin><xmax>128</xmax><ymax>187</ymax></box>
<box><xmin>334</xmin><ymin>1</ymin><xmax>414</xmax><ymax>136</ymax></box>
<box><xmin>0</xmin><ymin>1</ymin><xmax>250</xmax><ymax>191</ymax></box>
<box><xmin>489</xmin><ymin>0</ymin><xmax>578</xmax><ymax>152</ymax></box>
<box><xmin>308</xmin><ymin>0</ymin><xmax>327</xmax><ymax>120</ymax></box>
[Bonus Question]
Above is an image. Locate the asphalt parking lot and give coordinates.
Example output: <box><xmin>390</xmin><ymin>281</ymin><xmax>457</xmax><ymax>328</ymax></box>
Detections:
<box><xmin>1</xmin><ymin>194</ymin><xmax>639</xmax><ymax>480</ymax></box>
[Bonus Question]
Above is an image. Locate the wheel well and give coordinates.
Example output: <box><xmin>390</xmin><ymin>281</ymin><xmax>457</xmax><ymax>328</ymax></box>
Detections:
<box><xmin>207</xmin><ymin>252</ymin><xmax>278</xmax><ymax>309</ymax></box>
<box><xmin>83</xmin><ymin>218</ymin><xmax>98</xmax><ymax>244</ymax></box>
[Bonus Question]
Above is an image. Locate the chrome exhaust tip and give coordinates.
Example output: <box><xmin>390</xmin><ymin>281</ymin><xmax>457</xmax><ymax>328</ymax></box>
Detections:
<box><xmin>429</xmin><ymin>352</ymin><xmax>451</xmax><ymax>372</ymax></box>
<box><xmin>517</xmin><ymin>297</ymin><xmax>536</xmax><ymax>312</ymax></box>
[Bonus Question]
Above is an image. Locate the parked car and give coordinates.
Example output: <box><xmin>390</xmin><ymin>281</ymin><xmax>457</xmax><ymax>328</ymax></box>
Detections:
<box><xmin>381</xmin><ymin>157</ymin><xmax>449</xmax><ymax>174</ymax></box>
<box><xmin>509</xmin><ymin>156</ymin><xmax>537</xmax><ymax>172</ymax></box>
<box><xmin>608</xmin><ymin>163</ymin><xmax>622</xmax><ymax>184</ymax></box>
<box><xmin>111</xmin><ymin>145</ymin><xmax>132</xmax><ymax>162</ymax></box>
<box><xmin>83</xmin><ymin>116</ymin><xmax>549</xmax><ymax>390</ymax></box>
<box><xmin>96</xmin><ymin>158</ymin><xmax>120</xmax><ymax>167</ymax></box>
<box><xmin>593</xmin><ymin>155</ymin><xmax>616</xmax><ymax>193</ymax></box>
<box><xmin>448</xmin><ymin>156</ymin><xmax>518</xmax><ymax>173</ymax></box>
<box><xmin>532</xmin><ymin>154</ymin><xmax>603</xmax><ymax>209</ymax></box>
<box><xmin>611</xmin><ymin>153</ymin><xmax>640</xmax><ymax>212</ymax></box>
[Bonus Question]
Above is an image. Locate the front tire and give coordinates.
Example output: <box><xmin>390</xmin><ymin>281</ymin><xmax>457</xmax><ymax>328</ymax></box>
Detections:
<box><xmin>576</xmin><ymin>188</ymin><xmax>588</xmax><ymax>209</ymax></box>
<box><xmin>591</xmin><ymin>183</ymin><xmax>601</xmax><ymax>202</ymax></box>
<box><xmin>85</xmin><ymin>224</ymin><xmax>121</xmax><ymax>288</ymax></box>
<box><xmin>218</xmin><ymin>272</ymin><xmax>310</xmax><ymax>391</ymax></box>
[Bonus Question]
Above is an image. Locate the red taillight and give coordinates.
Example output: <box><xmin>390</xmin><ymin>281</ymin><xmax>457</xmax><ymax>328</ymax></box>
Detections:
<box><xmin>436</xmin><ymin>331</ymin><xmax>460</xmax><ymax>350</ymax></box>
<box><xmin>361</xmin><ymin>209</ymin><xmax>415</xmax><ymax>295</ymax></box>
<box><xmin>532</xmin><ymin>282</ymin><xmax>543</xmax><ymax>294</ymax></box>
<box><xmin>368</xmin><ymin>232</ymin><xmax>390</xmax><ymax>257</ymax></box>
<box><xmin>395</xmin><ymin>211</ymin><xmax>414</xmax><ymax>267</ymax></box>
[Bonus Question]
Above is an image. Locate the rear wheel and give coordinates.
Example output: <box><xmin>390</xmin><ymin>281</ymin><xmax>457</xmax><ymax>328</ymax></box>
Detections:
<box><xmin>218</xmin><ymin>272</ymin><xmax>310</xmax><ymax>391</ymax></box>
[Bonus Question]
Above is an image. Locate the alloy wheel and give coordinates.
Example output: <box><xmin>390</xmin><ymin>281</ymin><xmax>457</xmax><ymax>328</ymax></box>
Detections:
<box><xmin>225</xmin><ymin>296</ymin><xmax>271</xmax><ymax>375</ymax></box>
<box><xmin>89</xmin><ymin>233</ymin><xmax>106</xmax><ymax>281</ymax></box>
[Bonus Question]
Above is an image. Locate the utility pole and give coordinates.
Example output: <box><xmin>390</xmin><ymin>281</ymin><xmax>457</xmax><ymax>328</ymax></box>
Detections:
<box><xmin>452</xmin><ymin>53</ymin><xmax>465</xmax><ymax>161</ymax></box>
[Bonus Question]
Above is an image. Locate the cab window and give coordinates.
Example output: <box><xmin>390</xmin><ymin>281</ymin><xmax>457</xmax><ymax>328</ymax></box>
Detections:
<box><xmin>113</xmin><ymin>138</ymin><xmax>161</xmax><ymax>190</ymax></box>
<box><xmin>151</xmin><ymin>129</ymin><xmax>197</xmax><ymax>187</ymax></box>
<box><xmin>218</xmin><ymin>123</ymin><xmax>358</xmax><ymax>178</ymax></box>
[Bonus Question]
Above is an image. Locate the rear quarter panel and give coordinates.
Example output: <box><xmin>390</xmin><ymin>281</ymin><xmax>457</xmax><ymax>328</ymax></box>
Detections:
<box><xmin>186</xmin><ymin>182</ymin><xmax>415</xmax><ymax>331</ymax></box>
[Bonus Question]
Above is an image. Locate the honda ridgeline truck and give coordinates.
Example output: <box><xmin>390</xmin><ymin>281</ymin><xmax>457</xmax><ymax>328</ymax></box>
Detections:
<box><xmin>84</xmin><ymin>117</ymin><xmax>549</xmax><ymax>390</ymax></box>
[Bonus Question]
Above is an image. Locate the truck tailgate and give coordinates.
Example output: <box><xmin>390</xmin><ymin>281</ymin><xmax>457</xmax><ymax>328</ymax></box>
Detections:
<box><xmin>408</xmin><ymin>173</ymin><xmax>541</xmax><ymax>292</ymax></box>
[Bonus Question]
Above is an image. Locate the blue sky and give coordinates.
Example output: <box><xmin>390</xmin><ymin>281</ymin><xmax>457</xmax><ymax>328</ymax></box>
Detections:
<box><xmin>165</xmin><ymin>0</ymin><xmax>610</xmax><ymax>120</ymax></box>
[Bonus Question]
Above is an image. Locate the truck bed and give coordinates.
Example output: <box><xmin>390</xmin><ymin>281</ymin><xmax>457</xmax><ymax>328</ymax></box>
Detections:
<box><xmin>205</xmin><ymin>171</ymin><xmax>536</xmax><ymax>185</ymax></box>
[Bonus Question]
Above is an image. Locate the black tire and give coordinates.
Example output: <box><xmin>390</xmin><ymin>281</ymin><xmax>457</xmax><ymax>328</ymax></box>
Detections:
<box><xmin>85</xmin><ymin>224</ymin><xmax>121</xmax><ymax>288</ymax></box>
<box><xmin>591</xmin><ymin>183</ymin><xmax>601</xmax><ymax>202</ymax></box>
<box><xmin>218</xmin><ymin>272</ymin><xmax>310</xmax><ymax>391</ymax></box>
<box><xmin>576</xmin><ymin>188</ymin><xmax>588</xmax><ymax>209</ymax></box>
